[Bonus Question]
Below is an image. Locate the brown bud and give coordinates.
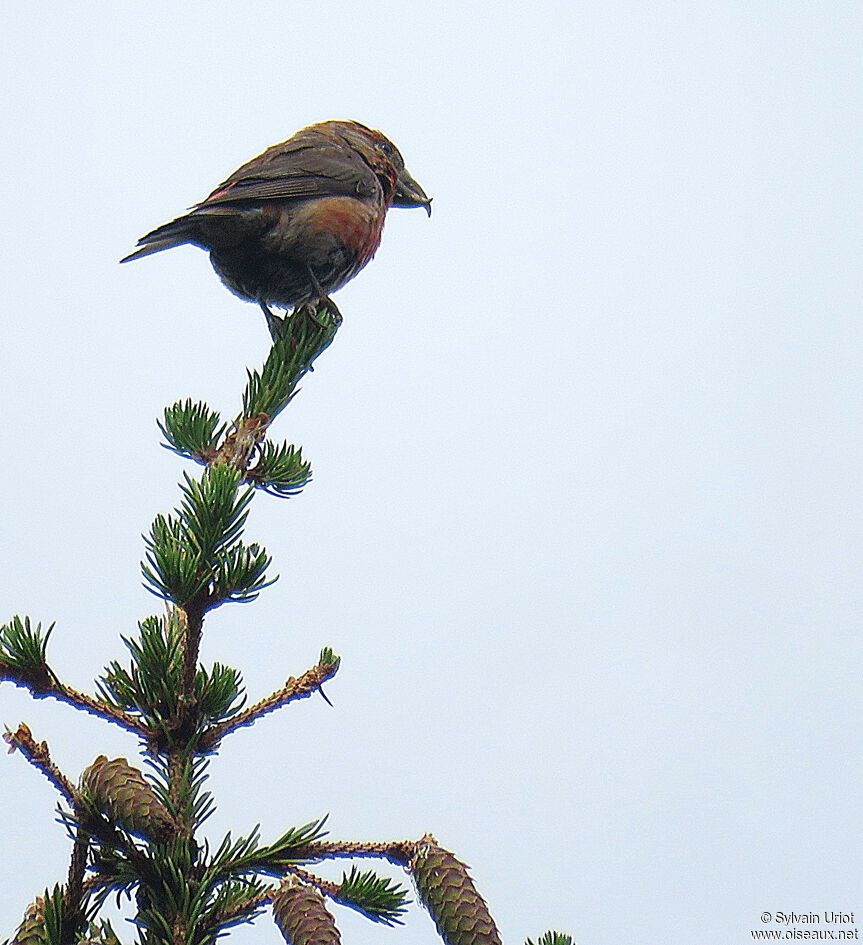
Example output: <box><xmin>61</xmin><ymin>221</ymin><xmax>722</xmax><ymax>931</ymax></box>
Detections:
<box><xmin>79</xmin><ymin>755</ymin><xmax>175</xmax><ymax>841</ymax></box>
<box><xmin>411</xmin><ymin>837</ymin><xmax>502</xmax><ymax>945</ymax></box>
<box><xmin>272</xmin><ymin>876</ymin><xmax>341</xmax><ymax>945</ymax></box>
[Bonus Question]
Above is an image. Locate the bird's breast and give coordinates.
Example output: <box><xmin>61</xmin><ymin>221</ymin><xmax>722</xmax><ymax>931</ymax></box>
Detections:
<box><xmin>295</xmin><ymin>196</ymin><xmax>386</xmax><ymax>266</ymax></box>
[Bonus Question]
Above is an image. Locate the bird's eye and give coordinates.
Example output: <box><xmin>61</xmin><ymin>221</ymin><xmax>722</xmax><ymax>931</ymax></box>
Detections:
<box><xmin>376</xmin><ymin>139</ymin><xmax>403</xmax><ymax>169</ymax></box>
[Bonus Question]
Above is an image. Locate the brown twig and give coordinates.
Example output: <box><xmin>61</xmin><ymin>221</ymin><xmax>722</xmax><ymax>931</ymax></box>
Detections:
<box><xmin>200</xmin><ymin>658</ymin><xmax>340</xmax><ymax>750</ymax></box>
<box><xmin>166</xmin><ymin>749</ymin><xmax>189</xmax><ymax>830</ymax></box>
<box><xmin>294</xmin><ymin>838</ymin><xmax>418</xmax><ymax>866</ymax></box>
<box><xmin>82</xmin><ymin>874</ymin><xmax>112</xmax><ymax>897</ymax></box>
<box><xmin>0</xmin><ymin>672</ymin><xmax>149</xmax><ymax>737</ymax></box>
<box><xmin>64</xmin><ymin>827</ymin><xmax>89</xmax><ymax>941</ymax></box>
<box><xmin>210</xmin><ymin>413</ymin><xmax>271</xmax><ymax>473</ymax></box>
<box><xmin>178</xmin><ymin>601</ymin><xmax>204</xmax><ymax>728</ymax></box>
<box><xmin>0</xmin><ymin>657</ymin><xmax>55</xmax><ymax>694</ymax></box>
<box><xmin>56</xmin><ymin>683</ymin><xmax>151</xmax><ymax>736</ymax></box>
<box><xmin>4</xmin><ymin>723</ymin><xmax>76</xmax><ymax>803</ymax></box>
<box><xmin>286</xmin><ymin>864</ymin><xmax>341</xmax><ymax>896</ymax></box>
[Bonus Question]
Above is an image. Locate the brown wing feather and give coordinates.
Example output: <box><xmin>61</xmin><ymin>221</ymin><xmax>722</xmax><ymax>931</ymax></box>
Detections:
<box><xmin>197</xmin><ymin>130</ymin><xmax>382</xmax><ymax>207</ymax></box>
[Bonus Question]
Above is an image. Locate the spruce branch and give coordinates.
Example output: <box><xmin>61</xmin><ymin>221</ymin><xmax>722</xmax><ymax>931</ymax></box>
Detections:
<box><xmin>200</xmin><ymin>650</ymin><xmax>339</xmax><ymax>750</ymax></box>
<box><xmin>141</xmin><ymin>466</ymin><xmax>273</xmax><ymax>613</ymax></box>
<box><xmin>162</xmin><ymin>746</ymin><xmax>197</xmax><ymax>835</ymax></box>
<box><xmin>208</xmin><ymin>819</ymin><xmax>329</xmax><ymax>881</ymax></box>
<box><xmin>244</xmin><ymin>440</ymin><xmax>312</xmax><ymax>498</ymax></box>
<box><xmin>177</xmin><ymin>466</ymin><xmax>250</xmax><ymax>565</ymax></box>
<box><xmin>76</xmin><ymin>919</ymin><xmax>122</xmax><ymax>945</ymax></box>
<box><xmin>0</xmin><ymin>612</ymin><xmax>146</xmax><ymax>735</ymax></box>
<box><xmin>243</xmin><ymin>303</ymin><xmax>340</xmax><ymax>422</ymax></box>
<box><xmin>141</xmin><ymin>513</ymin><xmax>207</xmax><ymax>605</ymax></box>
<box><xmin>283</xmin><ymin>865</ymin><xmax>341</xmax><ymax>898</ymax></box>
<box><xmin>42</xmin><ymin>887</ymin><xmax>70</xmax><ymax>945</ymax></box>
<box><xmin>201</xmin><ymin>886</ymin><xmax>273</xmax><ymax>933</ymax></box>
<box><xmin>50</xmin><ymin>686</ymin><xmax>148</xmax><ymax>737</ymax></box>
<box><xmin>124</xmin><ymin>834</ymin><xmax>210</xmax><ymax>945</ymax></box>
<box><xmin>211</xmin><ymin>541</ymin><xmax>275</xmax><ymax>604</ymax></box>
<box><xmin>64</xmin><ymin>828</ymin><xmax>90</xmax><ymax>942</ymax></box>
<box><xmin>3</xmin><ymin>723</ymin><xmax>76</xmax><ymax>805</ymax></box>
<box><xmin>525</xmin><ymin>933</ymin><xmax>573</xmax><ymax>945</ymax></box>
<box><xmin>211</xmin><ymin>414</ymin><xmax>270</xmax><ymax>474</ymax></box>
<box><xmin>195</xmin><ymin>662</ymin><xmax>245</xmax><ymax>725</ymax></box>
<box><xmin>56</xmin><ymin>792</ymin><xmax>154</xmax><ymax>886</ymax></box>
<box><xmin>178</xmin><ymin>602</ymin><xmax>204</xmax><ymax>730</ymax></box>
<box><xmin>79</xmin><ymin>872</ymin><xmax>126</xmax><ymax>909</ymax></box>
<box><xmin>292</xmin><ymin>838</ymin><xmax>417</xmax><ymax>867</ymax></box>
<box><xmin>77</xmin><ymin>828</ymin><xmax>151</xmax><ymax>907</ymax></box>
<box><xmin>157</xmin><ymin>309</ymin><xmax>333</xmax><ymax>494</ymax></box>
<box><xmin>203</xmin><ymin>836</ymin><xmax>414</xmax><ymax>930</ymax></box>
<box><xmin>97</xmin><ymin>614</ymin><xmax>184</xmax><ymax>728</ymax></box>
<box><xmin>0</xmin><ymin>618</ymin><xmax>149</xmax><ymax>736</ymax></box>
<box><xmin>158</xmin><ymin>399</ymin><xmax>226</xmax><ymax>462</ymax></box>
<box><xmin>261</xmin><ymin>862</ymin><xmax>408</xmax><ymax>926</ymax></box>
<box><xmin>144</xmin><ymin>753</ymin><xmax>215</xmax><ymax>831</ymax></box>
<box><xmin>0</xmin><ymin>616</ymin><xmax>57</xmax><ymax>694</ymax></box>
<box><xmin>198</xmin><ymin>877</ymin><xmax>270</xmax><ymax>935</ymax></box>
<box><xmin>331</xmin><ymin>866</ymin><xmax>409</xmax><ymax>925</ymax></box>
<box><xmin>97</xmin><ymin>613</ymin><xmax>244</xmax><ymax>736</ymax></box>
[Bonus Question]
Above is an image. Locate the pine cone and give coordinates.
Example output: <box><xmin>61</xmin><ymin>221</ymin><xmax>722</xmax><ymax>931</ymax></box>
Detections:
<box><xmin>79</xmin><ymin>755</ymin><xmax>175</xmax><ymax>841</ymax></box>
<box><xmin>272</xmin><ymin>876</ymin><xmax>341</xmax><ymax>945</ymax></box>
<box><xmin>411</xmin><ymin>836</ymin><xmax>502</xmax><ymax>945</ymax></box>
<box><xmin>11</xmin><ymin>898</ymin><xmax>46</xmax><ymax>945</ymax></box>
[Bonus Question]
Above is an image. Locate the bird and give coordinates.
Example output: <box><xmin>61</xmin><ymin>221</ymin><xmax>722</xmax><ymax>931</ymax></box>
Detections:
<box><xmin>122</xmin><ymin>120</ymin><xmax>431</xmax><ymax>336</ymax></box>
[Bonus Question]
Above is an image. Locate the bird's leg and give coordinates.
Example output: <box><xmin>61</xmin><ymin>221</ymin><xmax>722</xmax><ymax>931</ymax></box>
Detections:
<box><xmin>260</xmin><ymin>302</ymin><xmax>285</xmax><ymax>344</ymax></box>
<box><xmin>301</xmin><ymin>267</ymin><xmax>342</xmax><ymax>328</ymax></box>
<box><xmin>305</xmin><ymin>265</ymin><xmax>326</xmax><ymax>299</ymax></box>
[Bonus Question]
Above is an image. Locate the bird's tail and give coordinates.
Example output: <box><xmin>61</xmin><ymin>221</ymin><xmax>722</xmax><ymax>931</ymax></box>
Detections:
<box><xmin>120</xmin><ymin>217</ymin><xmax>198</xmax><ymax>263</ymax></box>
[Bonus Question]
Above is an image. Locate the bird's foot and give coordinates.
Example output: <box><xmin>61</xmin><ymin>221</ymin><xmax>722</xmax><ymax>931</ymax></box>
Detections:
<box><xmin>294</xmin><ymin>295</ymin><xmax>342</xmax><ymax>330</ymax></box>
<box><xmin>314</xmin><ymin>294</ymin><xmax>342</xmax><ymax>327</ymax></box>
<box><xmin>302</xmin><ymin>266</ymin><xmax>343</xmax><ymax>328</ymax></box>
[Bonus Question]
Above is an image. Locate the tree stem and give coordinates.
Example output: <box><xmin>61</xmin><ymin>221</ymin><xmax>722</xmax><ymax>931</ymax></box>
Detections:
<box><xmin>179</xmin><ymin>601</ymin><xmax>204</xmax><ymax>724</ymax></box>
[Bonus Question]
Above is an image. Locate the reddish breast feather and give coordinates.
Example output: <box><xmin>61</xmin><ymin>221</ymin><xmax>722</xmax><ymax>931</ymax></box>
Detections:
<box><xmin>306</xmin><ymin>197</ymin><xmax>386</xmax><ymax>264</ymax></box>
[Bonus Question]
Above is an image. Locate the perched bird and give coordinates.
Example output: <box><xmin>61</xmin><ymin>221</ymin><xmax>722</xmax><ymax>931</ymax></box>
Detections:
<box><xmin>122</xmin><ymin>120</ymin><xmax>431</xmax><ymax>332</ymax></box>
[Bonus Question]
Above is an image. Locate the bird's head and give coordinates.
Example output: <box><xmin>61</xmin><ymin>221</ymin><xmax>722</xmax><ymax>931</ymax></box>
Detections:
<box><xmin>325</xmin><ymin>120</ymin><xmax>432</xmax><ymax>216</ymax></box>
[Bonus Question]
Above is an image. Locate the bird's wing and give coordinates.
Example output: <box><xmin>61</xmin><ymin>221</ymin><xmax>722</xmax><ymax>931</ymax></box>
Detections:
<box><xmin>196</xmin><ymin>133</ymin><xmax>381</xmax><ymax>207</ymax></box>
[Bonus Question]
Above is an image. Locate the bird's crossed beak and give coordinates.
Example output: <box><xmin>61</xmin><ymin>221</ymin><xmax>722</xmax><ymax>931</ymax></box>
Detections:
<box><xmin>393</xmin><ymin>168</ymin><xmax>432</xmax><ymax>216</ymax></box>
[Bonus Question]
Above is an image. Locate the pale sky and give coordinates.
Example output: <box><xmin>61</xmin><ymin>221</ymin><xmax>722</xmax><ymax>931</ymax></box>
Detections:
<box><xmin>1</xmin><ymin>4</ymin><xmax>861</xmax><ymax>944</ymax></box>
